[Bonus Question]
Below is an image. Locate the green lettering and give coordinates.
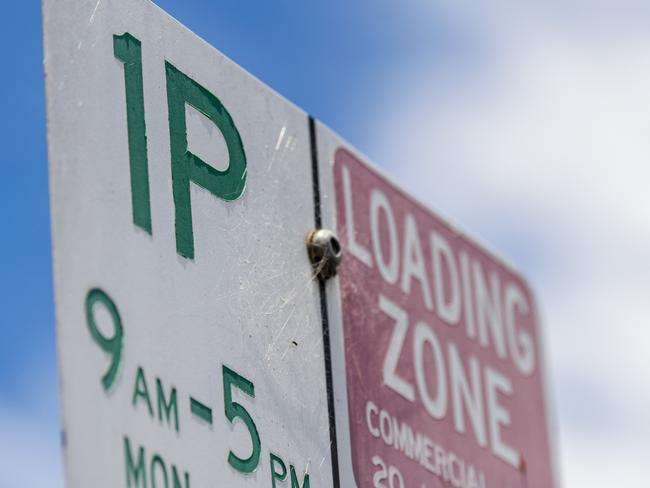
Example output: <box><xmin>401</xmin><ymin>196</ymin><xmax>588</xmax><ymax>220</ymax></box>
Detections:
<box><xmin>132</xmin><ymin>367</ymin><xmax>153</xmax><ymax>417</ymax></box>
<box><xmin>270</xmin><ymin>453</ymin><xmax>287</xmax><ymax>488</ymax></box>
<box><xmin>113</xmin><ymin>33</ymin><xmax>152</xmax><ymax>234</ymax></box>
<box><xmin>151</xmin><ymin>455</ymin><xmax>168</xmax><ymax>488</ymax></box>
<box><xmin>222</xmin><ymin>366</ymin><xmax>261</xmax><ymax>473</ymax></box>
<box><xmin>124</xmin><ymin>436</ymin><xmax>147</xmax><ymax>488</ymax></box>
<box><xmin>85</xmin><ymin>288</ymin><xmax>123</xmax><ymax>391</ymax></box>
<box><xmin>165</xmin><ymin>62</ymin><xmax>247</xmax><ymax>259</ymax></box>
<box><xmin>290</xmin><ymin>465</ymin><xmax>310</xmax><ymax>488</ymax></box>
<box><xmin>156</xmin><ymin>378</ymin><xmax>179</xmax><ymax>432</ymax></box>
<box><xmin>171</xmin><ymin>465</ymin><xmax>190</xmax><ymax>488</ymax></box>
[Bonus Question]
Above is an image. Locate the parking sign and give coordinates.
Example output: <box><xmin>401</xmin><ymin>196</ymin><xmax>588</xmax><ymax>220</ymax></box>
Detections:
<box><xmin>45</xmin><ymin>1</ymin><xmax>557</xmax><ymax>487</ymax></box>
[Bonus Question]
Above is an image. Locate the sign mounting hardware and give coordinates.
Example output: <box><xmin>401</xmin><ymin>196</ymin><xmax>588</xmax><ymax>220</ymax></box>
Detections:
<box><xmin>306</xmin><ymin>228</ymin><xmax>343</xmax><ymax>280</ymax></box>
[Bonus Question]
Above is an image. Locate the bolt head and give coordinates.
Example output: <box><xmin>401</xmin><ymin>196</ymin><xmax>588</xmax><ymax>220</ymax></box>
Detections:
<box><xmin>306</xmin><ymin>229</ymin><xmax>343</xmax><ymax>280</ymax></box>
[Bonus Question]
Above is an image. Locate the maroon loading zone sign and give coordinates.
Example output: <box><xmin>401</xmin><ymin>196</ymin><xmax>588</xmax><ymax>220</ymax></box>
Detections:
<box><xmin>334</xmin><ymin>149</ymin><xmax>555</xmax><ymax>488</ymax></box>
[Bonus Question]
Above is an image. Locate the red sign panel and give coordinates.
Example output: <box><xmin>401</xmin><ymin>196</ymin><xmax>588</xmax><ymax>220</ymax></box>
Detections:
<box><xmin>334</xmin><ymin>148</ymin><xmax>555</xmax><ymax>488</ymax></box>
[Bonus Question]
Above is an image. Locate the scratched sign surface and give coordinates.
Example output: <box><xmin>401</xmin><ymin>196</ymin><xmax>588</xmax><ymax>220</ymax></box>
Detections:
<box><xmin>45</xmin><ymin>0</ymin><xmax>334</xmax><ymax>486</ymax></box>
<box><xmin>45</xmin><ymin>1</ymin><xmax>557</xmax><ymax>488</ymax></box>
<box><xmin>314</xmin><ymin>124</ymin><xmax>558</xmax><ymax>488</ymax></box>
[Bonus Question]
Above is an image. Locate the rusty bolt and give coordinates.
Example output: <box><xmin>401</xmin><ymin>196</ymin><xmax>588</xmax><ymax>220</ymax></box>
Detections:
<box><xmin>306</xmin><ymin>228</ymin><xmax>343</xmax><ymax>280</ymax></box>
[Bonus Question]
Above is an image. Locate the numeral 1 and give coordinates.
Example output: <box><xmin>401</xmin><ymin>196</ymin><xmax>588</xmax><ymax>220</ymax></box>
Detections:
<box><xmin>113</xmin><ymin>33</ymin><xmax>152</xmax><ymax>234</ymax></box>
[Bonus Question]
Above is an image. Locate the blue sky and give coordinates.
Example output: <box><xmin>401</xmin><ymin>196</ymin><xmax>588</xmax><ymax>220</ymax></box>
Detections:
<box><xmin>3</xmin><ymin>0</ymin><xmax>650</xmax><ymax>486</ymax></box>
<box><xmin>0</xmin><ymin>2</ymin><xmax>54</xmax><ymax>398</ymax></box>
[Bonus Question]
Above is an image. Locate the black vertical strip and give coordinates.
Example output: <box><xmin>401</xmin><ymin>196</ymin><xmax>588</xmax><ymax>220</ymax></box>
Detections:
<box><xmin>309</xmin><ymin>116</ymin><xmax>323</xmax><ymax>229</ymax></box>
<box><xmin>309</xmin><ymin>116</ymin><xmax>341</xmax><ymax>487</ymax></box>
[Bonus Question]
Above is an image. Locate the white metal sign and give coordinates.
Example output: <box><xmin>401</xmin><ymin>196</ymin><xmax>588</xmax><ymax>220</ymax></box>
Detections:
<box><xmin>45</xmin><ymin>1</ymin><xmax>557</xmax><ymax>488</ymax></box>
<box><xmin>45</xmin><ymin>0</ymin><xmax>334</xmax><ymax>486</ymax></box>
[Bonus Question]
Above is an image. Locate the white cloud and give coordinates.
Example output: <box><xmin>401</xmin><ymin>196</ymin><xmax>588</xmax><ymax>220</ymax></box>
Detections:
<box><xmin>365</xmin><ymin>2</ymin><xmax>650</xmax><ymax>486</ymax></box>
<box><xmin>561</xmin><ymin>430</ymin><xmax>648</xmax><ymax>487</ymax></box>
<box><xmin>0</xmin><ymin>373</ymin><xmax>63</xmax><ymax>488</ymax></box>
<box><xmin>0</xmin><ymin>407</ymin><xmax>63</xmax><ymax>488</ymax></box>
